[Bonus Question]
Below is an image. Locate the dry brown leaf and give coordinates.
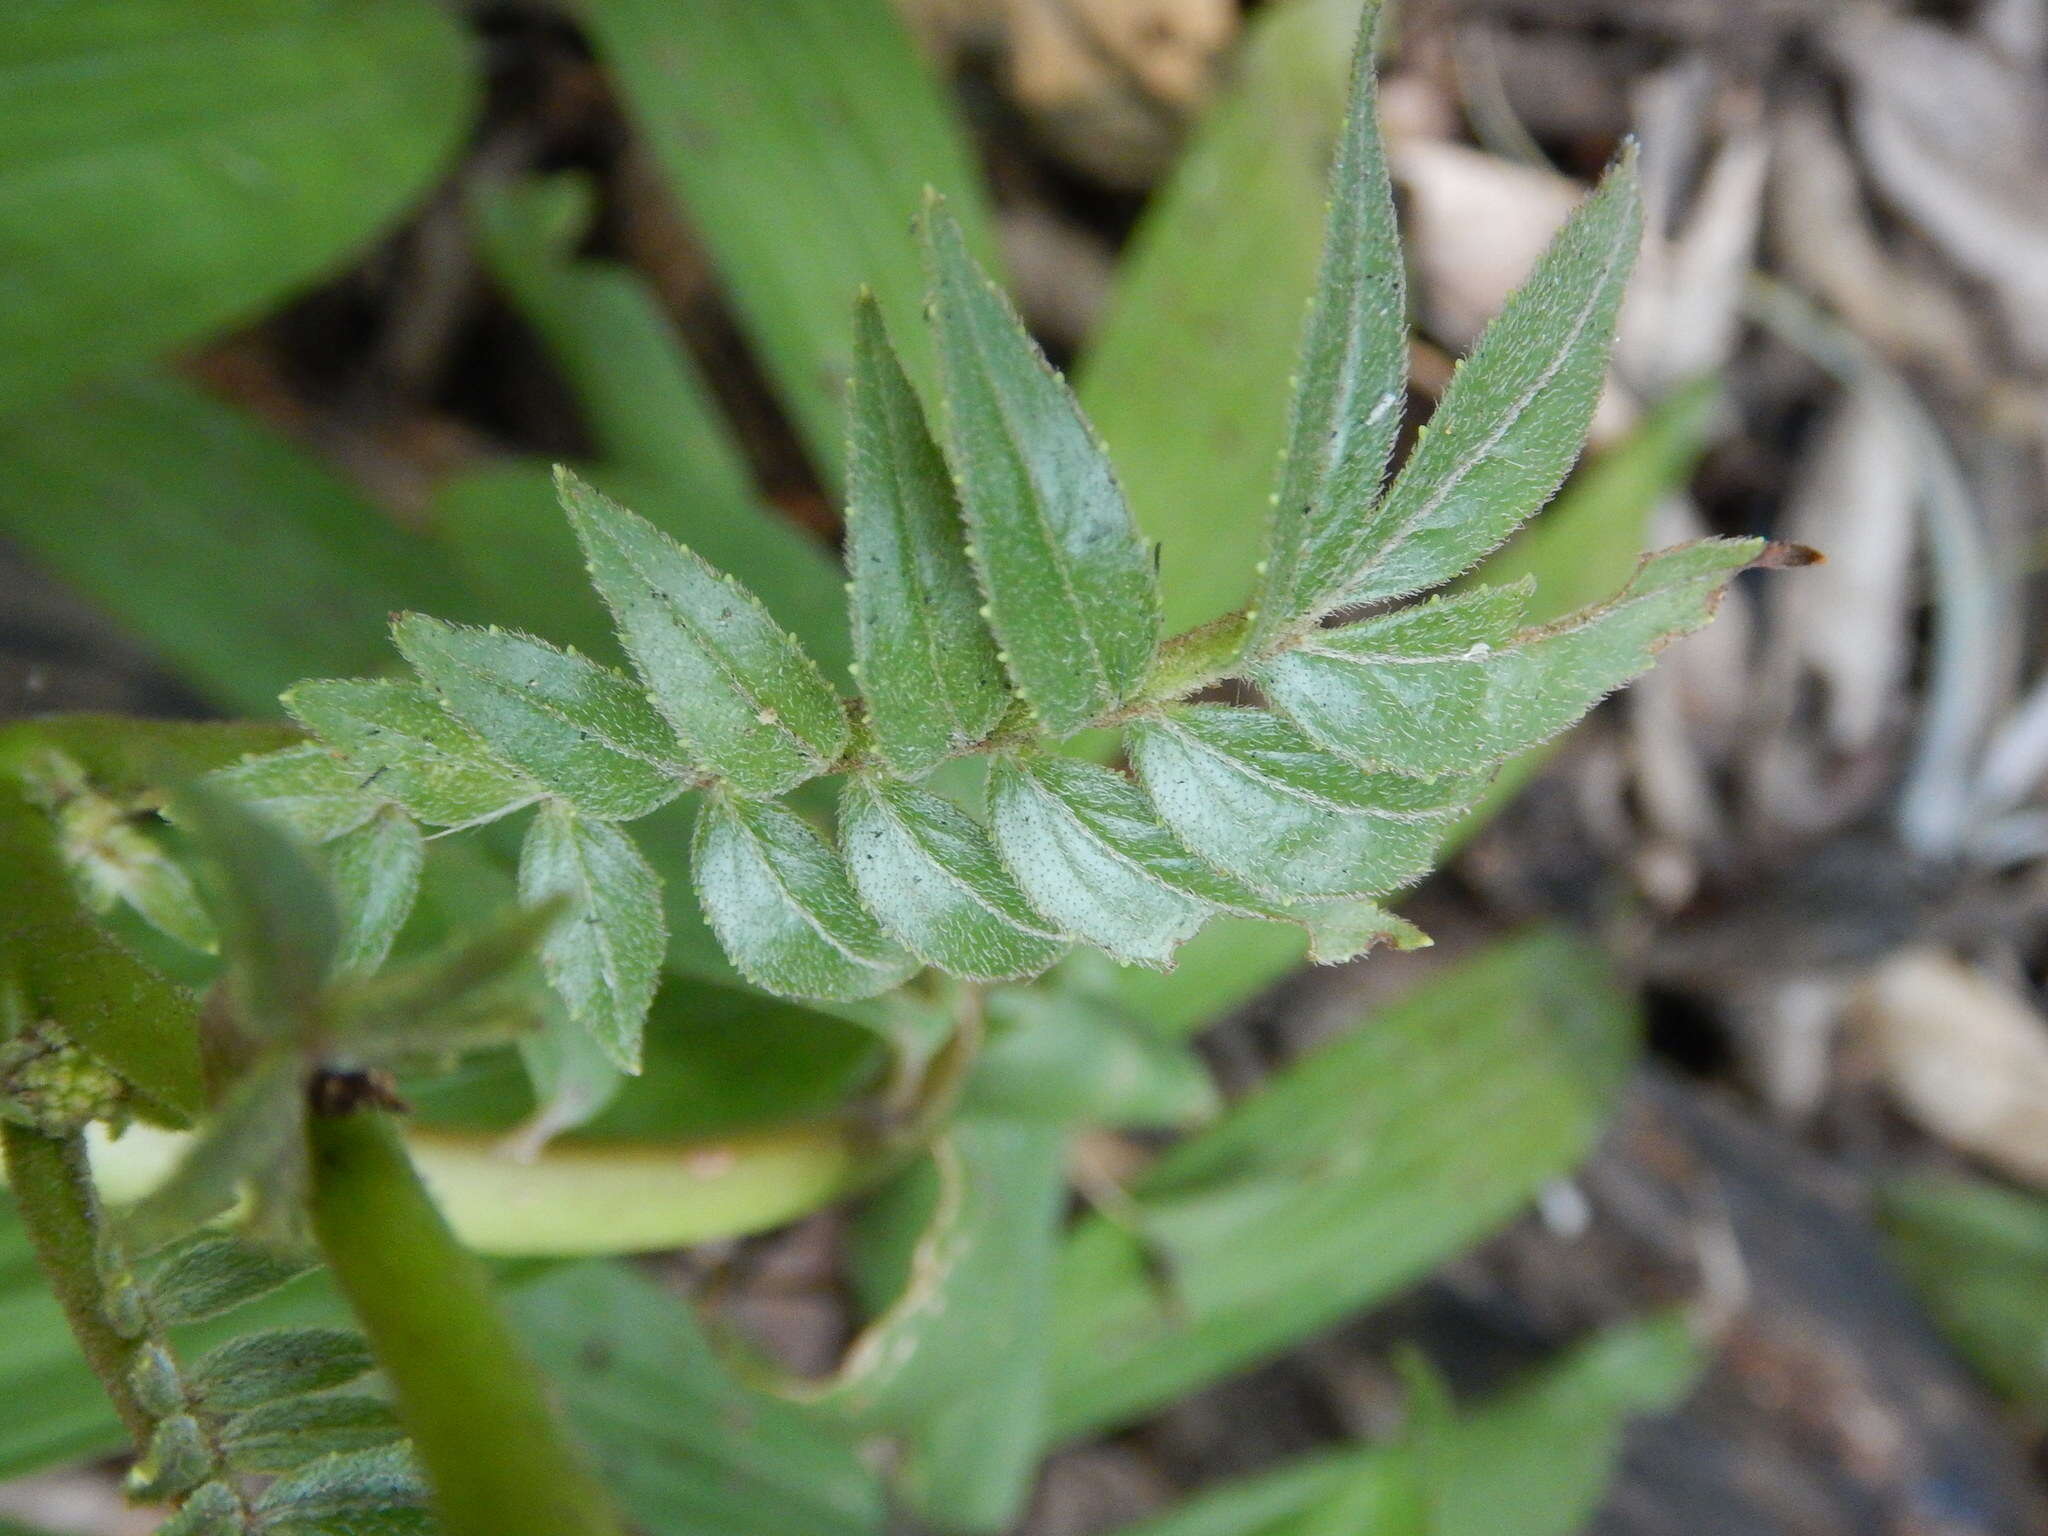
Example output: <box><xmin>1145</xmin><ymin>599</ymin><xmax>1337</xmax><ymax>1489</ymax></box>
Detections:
<box><xmin>1859</xmin><ymin>947</ymin><xmax>2048</xmax><ymax>1187</ymax></box>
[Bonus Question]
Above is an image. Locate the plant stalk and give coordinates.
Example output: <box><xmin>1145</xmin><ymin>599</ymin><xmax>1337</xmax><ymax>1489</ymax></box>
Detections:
<box><xmin>0</xmin><ymin>1120</ymin><xmax>151</xmax><ymax>1444</ymax></box>
<box><xmin>304</xmin><ymin>1097</ymin><xmax>626</xmax><ymax>1536</ymax></box>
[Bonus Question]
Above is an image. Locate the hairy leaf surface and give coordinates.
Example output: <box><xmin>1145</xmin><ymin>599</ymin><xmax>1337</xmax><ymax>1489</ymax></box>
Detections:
<box><xmin>1342</xmin><ymin>152</ymin><xmax>1644</xmax><ymax>605</ymax></box>
<box><xmin>922</xmin><ymin>199</ymin><xmax>1160</xmax><ymax>735</ymax></box>
<box><xmin>1128</xmin><ymin>707</ymin><xmax>1475</xmax><ymax>899</ymax></box>
<box><xmin>839</xmin><ymin>775</ymin><xmax>1066</xmax><ymax>982</ymax></box>
<box><xmin>694</xmin><ymin>793</ymin><xmax>918</xmax><ymax>1002</ymax></box>
<box><xmin>185</xmin><ymin>1329</ymin><xmax>375</xmax><ymax>1413</ymax></box>
<box><xmin>1257</xmin><ymin>540</ymin><xmax>1762</xmax><ymax>776</ymax></box>
<box><xmin>394</xmin><ymin>615</ymin><xmax>688</xmax><ymax>820</ymax></box>
<box><xmin>205</xmin><ymin>745</ymin><xmax>385</xmax><ymax>846</ymax></box>
<box><xmin>284</xmin><ymin>680</ymin><xmax>538</xmax><ymax>830</ymax></box>
<box><xmin>846</xmin><ymin>296</ymin><xmax>1011</xmax><ymax>777</ymax></box>
<box><xmin>562</xmin><ymin>470</ymin><xmax>848</xmax><ymax>795</ymax></box>
<box><xmin>1244</xmin><ymin>1</ymin><xmax>1407</xmax><ymax>652</ymax></box>
<box><xmin>519</xmin><ymin>801</ymin><xmax>665</xmax><ymax>1073</ymax></box>
<box><xmin>325</xmin><ymin>806</ymin><xmax>424</xmax><ymax>977</ymax></box>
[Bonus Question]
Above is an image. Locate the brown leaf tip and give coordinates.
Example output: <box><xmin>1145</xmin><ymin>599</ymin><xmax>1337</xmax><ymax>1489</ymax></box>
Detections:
<box><xmin>1750</xmin><ymin>541</ymin><xmax>1825</xmax><ymax>570</ymax></box>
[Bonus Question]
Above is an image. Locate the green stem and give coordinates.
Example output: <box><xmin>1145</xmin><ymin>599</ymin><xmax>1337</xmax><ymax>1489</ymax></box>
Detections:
<box><xmin>305</xmin><ymin>1102</ymin><xmax>626</xmax><ymax>1536</ymax></box>
<box><xmin>0</xmin><ymin>1120</ymin><xmax>150</xmax><ymax>1444</ymax></box>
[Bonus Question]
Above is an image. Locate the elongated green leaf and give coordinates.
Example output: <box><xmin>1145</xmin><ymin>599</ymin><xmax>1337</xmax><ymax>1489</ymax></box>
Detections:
<box><xmin>966</xmin><ymin>984</ymin><xmax>1218</xmax><ymax>1130</ymax></box>
<box><xmin>561</xmin><ymin>470</ymin><xmax>850</xmax><ymax>796</ymax></box>
<box><xmin>839</xmin><ymin>776</ymin><xmax>1066</xmax><ymax>982</ymax></box>
<box><xmin>579</xmin><ymin>0</ymin><xmax>996</xmax><ymax>481</ymax></box>
<box><xmin>285</xmin><ymin>680</ymin><xmax>539</xmax><ymax>830</ymax></box>
<box><xmin>254</xmin><ymin>1443</ymin><xmax>430</xmax><ymax>1527</ymax></box>
<box><xmin>150</xmin><ymin>1238</ymin><xmax>316</xmax><ymax>1328</ymax></box>
<box><xmin>922</xmin><ymin>199</ymin><xmax>1161</xmax><ymax>735</ymax></box>
<box><xmin>0</xmin><ymin>0</ymin><xmax>474</xmax><ymax>414</ymax></box>
<box><xmin>1342</xmin><ymin>153</ymin><xmax>1644</xmax><ymax>606</ymax></box>
<box><xmin>694</xmin><ymin>793</ymin><xmax>917</xmax><ymax>1002</ymax></box>
<box><xmin>187</xmin><ymin>1328</ymin><xmax>375</xmax><ymax>1412</ymax></box>
<box><xmin>1080</xmin><ymin>0</ymin><xmax>1365</xmax><ymax>633</ymax></box>
<box><xmin>1128</xmin><ymin>707</ymin><xmax>1475</xmax><ymax>899</ymax></box>
<box><xmin>1243</xmin><ymin>1</ymin><xmax>1407</xmax><ymax>652</ymax></box>
<box><xmin>0</xmin><ymin>782</ymin><xmax>204</xmax><ymax>1124</ymax></box>
<box><xmin>511</xmin><ymin>1261</ymin><xmax>887</xmax><ymax>1536</ymax></box>
<box><xmin>121</xmin><ymin>1056</ymin><xmax>306</xmax><ymax>1254</ymax></box>
<box><xmin>326</xmin><ymin>806</ymin><xmax>424</xmax><ymax>977</ymax></box>
<box><xmin>224</xmin><ymin>1393</ymin><xmax>405</xmax><ymax>1472</ymax></box>
<box><xmin>518</xmin><ymin>802</ymin><xmax>665</xmax><ymax>1073</ymax></box>
<box><xmin>1256</xmin><ymin>539</ymin><xmax>1762</xmax><ymax>777</ymax></box>
<box><xmin>394</xmin><ymin>614</ymin><xmax>690</xmax><ymax>820</ymax></box>
<box><xmin>838</xmin><ymin>1121</ymin><xmax>1067</xmax><ymax>1531</ymax></box>
<box><xmin>1051</xmin><ymin>930</ymin><xmax>1637</xmax><ymax>1438</ymax></box>
<box><xmin>846</xmin><ymin>295</ymin><xmax>1011</xmax><ymax>777</ymax></box>
<box><xmin>205</xmin><ymin>745</ymin><xmax>384</xmax><ymax>846</ymax></box>
<box><xmin>0</xmin><ymin>376</ymin><xmax>468</xmax><ymax>716</ymax></box>
<box><xmin>985</xmin><ymin>755</ymin><xmax>1215</xmax><ymax>968</ymax></box>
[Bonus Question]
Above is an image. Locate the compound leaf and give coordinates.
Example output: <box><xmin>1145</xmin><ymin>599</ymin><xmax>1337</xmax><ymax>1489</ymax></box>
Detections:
<box><xmin>921</xmin><ymin>198</ymin><xmax>1160</xmax><ymax>735</ymax></box>
<box><xmin>846</xmin><ymin>295</ymin><xmax>1011</xmax><ymax>778</ymax></box>
<box><xmin>394</xmin><ymin>614</ymin><xmax>690</xmax><ymax>821</ymax></box>
<box><xmin>518</xmin><ymin>801</ymin><xmax>664</xmax><ymax>1073</ymax></box>
<box><xmin>694</xmin><ymin>792</ymin><xmax>918</xmax><ymax>1002</ymax></box>
<box><xmin>839</xmin><ymin>775</ymin><xmax>1067</xmax><ymax>982</ymax></box>
<box><xmin>1256</xmin><ymin>540</ymin><xmax>1763</xmax><ymax>776</ymax></box>
<box><xmin>1127</xmin><ymin>707</ymin><xmax>1476</xmax><ymax>900</ymax></box>
<box><xmin>560</xmin><ymin>469</ymin><xmax>849</xmax><ymax>795</ymax></box>
<box><xmin>1343</xmin><ymin>151</ymin><xmax>1644</xmax><ymax>606</ymax></box>
<box><xmin>284</xmin><ymin>679</ymin><xmax>539</xmax><ymax>830</ymax></box>
<box><xmin>1244</xmin><ymin>0</ymin><xmax>1408</xmax><ymax>653</ymax></box>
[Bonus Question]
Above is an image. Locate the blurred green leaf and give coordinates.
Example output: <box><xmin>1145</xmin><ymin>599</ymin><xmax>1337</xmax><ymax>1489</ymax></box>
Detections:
<box><xmin>922</xmin><ymin>198</ymin><xmax>1161</xmax><ymax>737</ymax></box>
<box><xmin>965</xmin><ymin>983</ymin><xmax>1219</xmax><ymax>1130</ymax></box>
<box><xmin>579</xmin><ymin>0</ymin><xmax>997</xmax><ymax>482</ymax></box>
<box><xmin>1880</xmin><ymin>1173</ymin><xmax>2048</xmax><ymax>1418</ymax></box>
<box><xmin>325</xmin><ymin>806</ymin><xmax>426</xmax><ymax>978</ymax></box>
<box><xmin>1107</xmin><ymin>1315</ymin><xmax>1700</xmax><ymax>1536</ymax></box>
<box><xmin>120</xmin><ymin>1057</ymin><xmax>307</xmax><ymax>1254</ymax></box>
<box><xmin>0</xmin><ymin>0</ymin><xmax>474</xmax><ymax>414</ymax></box>
<box><xmin>0</xmin><ymin>377</ymin><xmax>466</xmax><ymax>715</ymax></box>
<box><xmin>204</xmin><ymin>744</ymin><xmax>383</xmax><ymax>847</ymax></box>
<box><xmin>1051</xmin><ymin>930</ymin><xmax>1638</xmax><ymax>1438</ymax></box>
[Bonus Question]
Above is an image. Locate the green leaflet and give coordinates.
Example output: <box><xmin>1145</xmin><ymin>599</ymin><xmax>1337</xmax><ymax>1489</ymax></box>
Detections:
<box><xmin>325</xmin><ymin>807</ymin><xmax>425</xmax><ymax>978</ymax></box>
<box><xmin>836</xmin><ymin>1121</ymin><xmax>1067</xmax><ymax>1532</ymax></box>
<box><xmin>1255</xmin><ymin>539</ymin><xmax>1763</xmax><ymax>777</ymax></box>
<box><xmin>985</xmin><ymin>755</ymin><xmax>1215</xmax><ymax>968</ymax></box>
<box><xmin>839</xmin><ymin>776</ymin><xmax>1067</xmax><ymax>982</ymax></box>
<box><xmin>1049</xmin><ymin>930</ymin><xmax>1638</xmax><ymax>1439</ymax></box>
<box><xmin>205</xmin><ymin>745</ymin><xmax>385</xmax><ymax>846</ymax></box>
<box><xmin>846</xmin><ymin>296</ymin><xmax>1012</xmax><ymax>778</ymax></box>
<box><xmin>1243</xmin><ymin>1</ymin><xmax>1407</xmax><ymax>653</ymax></box>
<box><xmin>394</xmin><ymin>614</ymin><xmax>690</xmax><ymax>821</ymax></box>
<box><xmin>0</xmin><ymin>781</ymin><xmax>205</xmax><ymax>1125</ymax></box>
<box><xmin>1342</xmin><ymin>152</ymin><xmax>1644</xmax><ymax>606</ymax></box>
<box><xmin>284</xmin><ymin>680</ymin><xmax>539</xmax><ymax>830</ymax></box>
<box><xmin>222</xmin><ymin>1393</ymin><xmax>405</xmax><ymax>1473</ymax></box>
<box><xmin>253</xmin><ymin>1443</ymin><xmax>431</xmax><ymax>1528</ymax></box>
<box><xmin>921</xmin><ymin>198</ymin><xmax>1161</xmax><ymax>736</ymax></box>
<box><xmin>1080</xmin><ymin>0</ymin><xmax>1365</xmax><ymax>634</ymax></box>
<box><xmin>0</xmin><ymin>0</ymin><xmax>475</xmax><ymax>416</ymax></box>
<box><xmin>693</xmin><ymin>792</ymin><xmax>917</xmax><ymax>1003</ymax></box>
<box><xmin>579</xmin><ymin>0</ymin><xmax>996</xmax><ymax>483</ymax></box>
<box><xmin>1127</xmin><ymin>707</ymin><xmax>1475</xmax><ymax>900</ymax></box>
<box><xmin>150</xmin><ymin>1239</ymin><xmax>316</xmax><ymax>1329</ymax></box>
<box><xmin>518</xmin><ymin>802</ymin><xmax>665</xmax><ymax>1074</ymax></box>
<box><xmin>185</xmin><ymin>1329</ymin><xmax>375</xmax><ymax>1413</ymax></box>
<box><xmin>965</xmin><ymin>984</ymin><xmax>1219</xmax><ymax>1130</ymax></box>
<box><xmin>561</xmin><ymin>469</ymin><xmax>850</xmax><ymax>797</ymax></box>
<box><xmin>121</xmin><ymin>1056</ymin><xmax>307</xmax><ymax>1254</ymax></box>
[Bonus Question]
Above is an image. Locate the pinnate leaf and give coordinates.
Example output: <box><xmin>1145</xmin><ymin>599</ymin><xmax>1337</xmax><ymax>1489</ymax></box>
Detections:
<box><xmin>1128</xmin><ymin>706</ymin><xmax>1476</xmax><ymax>900</ymax></box>
<box><xmin>518</xmin><ymin>801</ymin><xmax>664</xmax><ymax>1072</ymax></box>
<box><xmin>1256</xmin><ymin>540</ymin><xmax>1763</xmax><ymax>776</ymax></box>
<box><xmin>393</xmin><ymin>614</ymin><xmax>689</xmax><ymax>820</ymax></box>
<box><xmin>693</xmin><ymin>791</ymin><xmax>918</xmax><ymax>1001</ymax></box>
<box><xmin>839</xmin><ymin>774</ymin><xmax>1067</xmax><ymax>982</ymax></box>
<box><xmin>846</xmin><ymin>294</ymin><xmax>1011</xmax><ymax>777</ymax></box>
<box><xmin>1244</xmin><ymin>0</ymin><xmax>1408</xmax><ymax>652</ymax></box>
<box><xmin>984</xmin><ymin>755</ymin><xmax>1215</xmax><ymax>968</ymax></box>
<box><xmin>560</xmin><ymin>468</ymin><xmax>848</xmax><ymax>795</ymax></box>
<box><xmin>921</xmin><ymin>196</ymin><xmax>1160</xmax><ymax>735</ymax></box>
<box><xmin>284</xmin><ymin>679</ymin><xmax>539</xmax><ymax>829</ymax></box>
<box><xmin>186</xmin><ymin>1328</ymin><xmax>376</xmax><ymax>1412</ymax></box>
<box><xmin>1342</xmin><ymin>150</ymin><xmax>1644</xmax><ymax>606</ymax></box>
